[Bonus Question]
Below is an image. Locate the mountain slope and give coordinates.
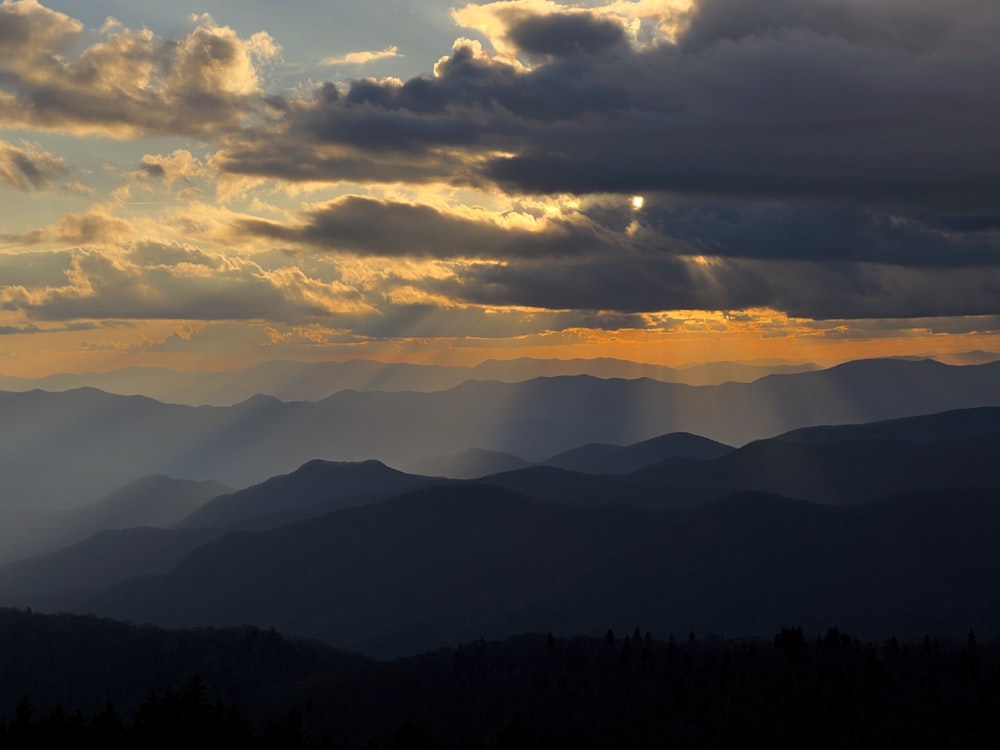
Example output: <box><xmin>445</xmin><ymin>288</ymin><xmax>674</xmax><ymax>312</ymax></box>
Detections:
<box><xmin>633</xmin><ymin>432</ymin><xmax>1000</xmax><ymax>506</ymax></box>
<box><xmin>177</xmin><ymin>459</ymin><xmax>438</xmax><ymax>531</ymax></box>
<box><xmin>404</xmin><ymin>448</ymin><xmax>534</xmax><ymax>479</ymax></box>
<box><xmin>544</xmin><ymin>431</ymin><xmax>733</xmax><ymax>474</ymax></box>
<box><xmin>0</xmin><ymin>526</ymin><xmax>221</xmax><ymax>611</ymax></box>
<box><xmin>84</xmin><ymin>485</ymin><xmax>1000</xmax><ymax>657</ymax></box>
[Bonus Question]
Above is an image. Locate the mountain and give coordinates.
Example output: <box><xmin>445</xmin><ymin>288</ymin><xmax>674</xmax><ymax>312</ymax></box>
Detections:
<box><xmin>0</xmin><ymin>475</ymin><xmax>228</xmax><ymax>564</ymax></box>
<box><xmin>513</xmin><ymin>488</ymin><xmax>1000</xmax><ymax>643</ymax></box>
<box><xmin>633</xmin><ymin>432</ymin><xmax>1000</xmax><ymax>507</ymax></box>
<box><xmin>177</xmin><ymin>459</ymin><xmax>438</xmax><ymax>531</ymax></box>
<box><xmin>404</xmin><ymin>448</ymin><xmax>534</xmax><ymax>479</ymax></box>
<box><xmin>472</xmin><ymin>466</ymin><xmax>652</xmax><ymax>507</ymax></box>
<box><xmin>68</xmin><ymin>475</ymin><xmax>229</xmax><ymax>532</ymax></box>
<box><xmin>87</xmin><ymin>485</ymin><xmax>660</xmax><ymax>657</ymax></box>
<box><xmin>83</xmin><ymin>484</ymin><xmax>1000</xmax><ymax>657</ymax></box>
<box><xmin>0</xmin><ymin>526</ymin><xmax>221</xmax><ymax>611</ymax></box>
<box><xmin>544</xmin><ymin>431</ymin><xmax>733</xmax><ymax>474</ymax></box>
<box><xmin>775</xmin><ymin>406</ymin><xmax>1000</xmax><ymax>445</ymax></box>
<box><xmin>5</xmin><ymin>358</ymin><xmax>1000</xmax><ymax>506</ymax></box>
<box><xmin>0</xmin><ymin>357</ymin><xmax>821</xmax><ymax>406</ymax></box>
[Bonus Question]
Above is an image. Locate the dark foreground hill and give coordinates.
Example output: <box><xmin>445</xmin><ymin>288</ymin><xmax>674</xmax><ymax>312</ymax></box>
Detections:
<box><xmin>83</xmin><ymin>485</ymin><xmax>1000</xmax><ymax>657</ymax></box>
<box><xmin>0</xmin><ymin>608</ymin><xmax>363</xmax><ymax>721</ymax></box>
<box><xmin>2</xmin><ymin>609</ymin><xmax>999</xmax><ymax>749</ymax></box>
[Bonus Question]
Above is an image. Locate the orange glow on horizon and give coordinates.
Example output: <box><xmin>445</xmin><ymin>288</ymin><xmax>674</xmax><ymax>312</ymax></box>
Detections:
<box><xmin>1</xmin><ymin>310</ymin><xmax>999</xmax><ymax>379</ymax></box>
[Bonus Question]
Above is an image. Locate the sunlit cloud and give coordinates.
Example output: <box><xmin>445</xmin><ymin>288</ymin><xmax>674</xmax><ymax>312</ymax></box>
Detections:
<box><xmin>0</xmin><ymin>139</ymin><xmax>69</xmax><ymax>191</ymax></box>
<box><xmin>0</xmin><ymin>1</ymin><xmax>281</xmax><ymax>137</ymax></box>
<box><xmin>321</xmin><ymin>45</ymin><xmax>402</xmax><ymax>66</ymax></box>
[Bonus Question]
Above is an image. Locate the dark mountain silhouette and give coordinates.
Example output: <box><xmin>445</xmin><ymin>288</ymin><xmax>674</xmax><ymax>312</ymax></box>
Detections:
<box><xmin>512</xmin><ymin>488</ymin><xmax>1000</xmax><ymax>643</ymax></box>
<box><xmin>469</xmin><ymin>465</ymin><xmax>651</xmax><ymax>507</ymax></box>
<box><xmin>0</xmin><ymin>527</ymin><xmax>221</xmax><ymax>611</ymax></box>
<box><xmin>404</xmin><ymin>448</ymin><xmax>534</xmax><ymax>479</ymax></box>
<box><xmin>177</xmin><ymin>459</ymin><xmax>438</xmax><ymax>532</ymax></box>
<box><xmin>633</xmin><ymin>432</ymin><xmax>1000</xmax><ymax>507</ymax></box>
<box><xmin>87</xmin><ymin>485</ymin><xmax>660</xmax><ymax>657</ymax></box>
<box><xmin>4</xmin><ymin>358</ymin><xmax>1000</xmax><ymax>507</ymax></box>
<box><xmin>82</xmin><ymin>485</ymin><xmax>1000</xmax><ymax>657</ymax></box>
<box><xmin>543</xmin><ymin>431</ymin><xmax>732</xmax><ymax>474</ymax></box>
<box><xmin>775</xmin><ymin>405</ymin><xmax>1000</xmax><ymax>444</ymax></box>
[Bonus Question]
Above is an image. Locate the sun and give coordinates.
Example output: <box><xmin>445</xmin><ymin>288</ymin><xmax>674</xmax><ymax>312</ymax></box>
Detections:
<box><xmin>631</xmin><ymin>196</ymin><xmax>645</xmax><ymax>210</ymax></box>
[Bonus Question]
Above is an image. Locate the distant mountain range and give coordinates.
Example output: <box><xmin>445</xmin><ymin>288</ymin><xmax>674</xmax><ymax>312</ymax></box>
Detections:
<box><xmin>3</xmin><ymin>358</ymin><xmax>1000</xmax><ymax>508</ymax></box>
<box><xmin>1</xmin><ymin>389</ymin><xmax>999</xmax><ymax>659</ymax></box>
<box><xmin>0</xmin><ymin>357</ymin><xmax>822</xmax><ymax>406</ymax></box>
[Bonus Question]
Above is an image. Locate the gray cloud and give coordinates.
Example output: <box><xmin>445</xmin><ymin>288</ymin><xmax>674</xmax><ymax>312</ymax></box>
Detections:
<box><xmin>218</xmin><ymin>0</ymin><xmax>1000</xmax><ymax>217</ymax></box>
<box><xmin>637</xmin><ymin>199</ymin><xmax>1000</xmax><ymax>268</ymax></box>
<box><xmin>431</xmin><ymin>255</ymin><xmax>1000</xmax><ymax>320</ymax></box>
<box><xmin>503</xmin><ymin>11</ymin><xmax>628</xmax><ymax>57</ymax></box>
<box><xmin>235</xmin><ymin>195</ymin><xmax>642</xmax><ymax>259</ymax></box>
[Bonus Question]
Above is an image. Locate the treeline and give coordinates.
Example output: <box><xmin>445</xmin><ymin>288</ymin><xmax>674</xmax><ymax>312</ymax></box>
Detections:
<box><xmin>290</xmin><ymin>626</ymin><xmax>1000</xmax><ymax>749</ymax></box>
<box><xmin>0</xmin><ymin>676</ymin><xmax>307</xmax><ymax>749</ymax></box>
<box><xmin>2</xmin><ymin>608</ymin><xmax>1000</xmax><ymax>748</ymax></box>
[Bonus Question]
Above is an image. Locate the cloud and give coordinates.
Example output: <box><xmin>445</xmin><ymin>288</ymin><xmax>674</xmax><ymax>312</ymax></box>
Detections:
<box><xmin>215</xmin><ymin>0</ymin><xmax>1000</xmax><ymax>220</ymax></box>
<box><xmin>430</xmin><ymin>254</ymin><xmax>1000</xmax><ymax>320</ymax></box>
<box><xmin>0</xmin><ymin>2</ymin><xmax>280</xmax><ymax>137</ymax></box>
<box><xmin>503</xmin><ymin>11</ymin><xmax>629</xmax><ymax>57</ymax></box>
<box><xmin>322</xmin><ymin>45</ymin><xmax>402</xmax><ymax>65</ymax></box>
<box><xmin>53</xmin><ymin>211</ymin><xmax>133</xmax><ymax>245</ymax></box>
<box><xmin>0</xmin><ymin>243</ymin><xmax>371</xmax><ymax>323</ymax></box>
<box><xmin>234</xmin><ymin>194</ymin><xmax>649</xmax><ymax>259</ymax></box>
<box><xmin>0</xmin><ymin>139</ymin><xmax>69</xmax><ymax>190</ymax></box>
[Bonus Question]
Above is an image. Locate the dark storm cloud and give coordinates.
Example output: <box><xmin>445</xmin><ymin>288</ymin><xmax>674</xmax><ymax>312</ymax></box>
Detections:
<box><xmin>213</xmin><ymin>0</ymin><xmax>1000</xmax><ymax>321</ymax></box>
<box><xmin>432</xmin><ymin>255</ymin><xmax>1000</xmax><ymax>320</ymax></box>
<box><xmin>639</xmin><ymin>200</ymin><xmax>1000</xmax><ymax>268</ymax></box>
<box><xmin>504</xmin><ymin>12</ymin><xmax>628</xmax><ymax>57</ymax></box>
<box><xmin>680</xmin><ymin>0</ymin><xmax>967</xmax><ymax>54</ymax></box>
<box><xmin>218</xmin><ymin>0</ymin><xmax>1000</xmax><ymax>213</ymax></box>
<box><xmin>235</xmin><ymin>195</ymin><xmax>640</xmax><ymax>259</ymax></box>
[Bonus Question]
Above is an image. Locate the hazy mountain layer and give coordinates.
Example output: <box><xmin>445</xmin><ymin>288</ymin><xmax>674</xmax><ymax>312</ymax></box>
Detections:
<box><xmin>0</xmin><ymin>475</ymin><xmax>227</xmax><ymax>564</ymax></box>
<box><xmin>4</xmin><ymin>358</ymin><xmax>1000</xmax><ymax>507</ymax></box>
<box><xmin>0</xmin><ymin>357</ymin><xmax>820</xmax><ymax>406</ymax></box>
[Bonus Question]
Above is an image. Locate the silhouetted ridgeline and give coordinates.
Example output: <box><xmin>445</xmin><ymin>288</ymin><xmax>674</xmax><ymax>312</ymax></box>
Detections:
<box><xmin>1</xmin><ymin>610</ymin><xmax>999</xmax><ymax>748</ymax></box>
<box><xmin>81</xmin><ymin>487</ymin><xmax>1000</xmax><ymax>657</ymax></box>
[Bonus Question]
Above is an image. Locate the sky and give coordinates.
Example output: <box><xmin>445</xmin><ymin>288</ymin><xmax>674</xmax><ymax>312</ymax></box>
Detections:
<box><xmin>1</xmin><ymin>0</ymin><xmax>999</xmax><ymax>377</ymax></box>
